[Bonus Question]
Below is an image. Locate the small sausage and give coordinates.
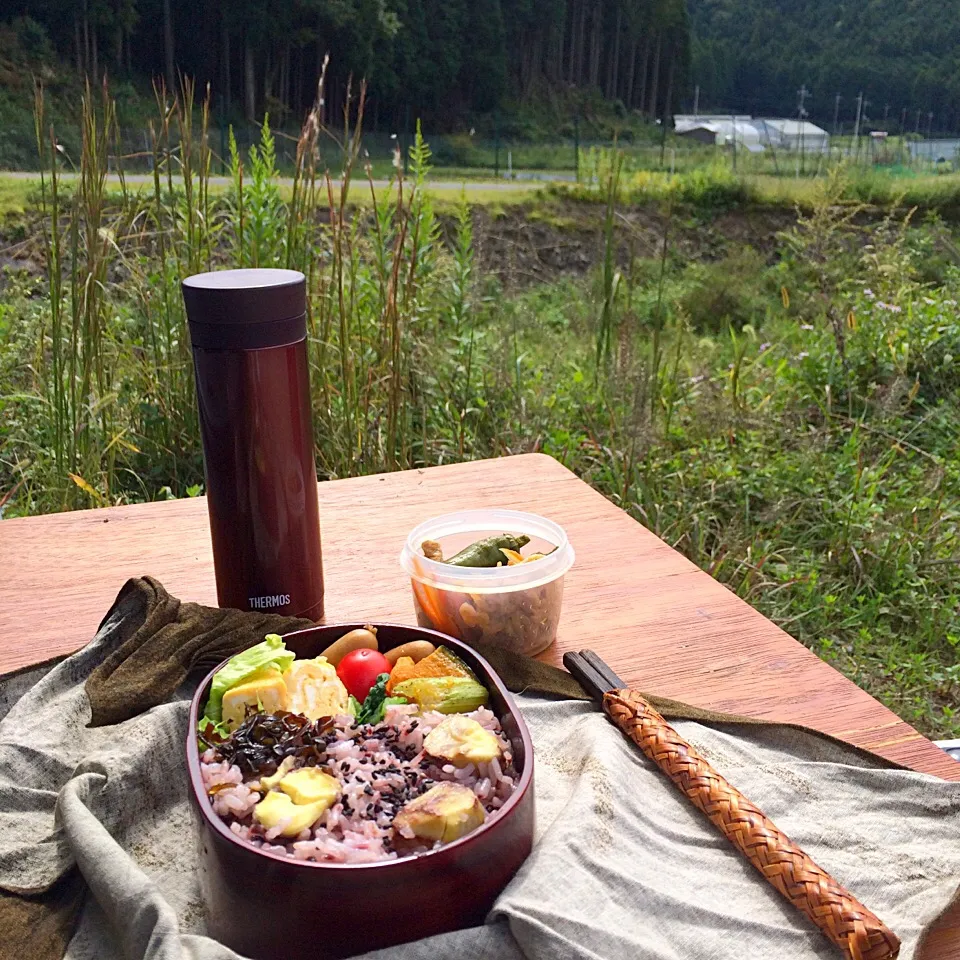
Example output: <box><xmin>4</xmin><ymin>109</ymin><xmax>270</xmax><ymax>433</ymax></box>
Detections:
<box><xmin>384</xmin><ymin>640</ymin><xmax>436</xmax><ymax>666</ymax></box>
<box><xmin>319</xmin><ymin>626</ymin><xmax>378</xmax><ymax>666</ymax></box>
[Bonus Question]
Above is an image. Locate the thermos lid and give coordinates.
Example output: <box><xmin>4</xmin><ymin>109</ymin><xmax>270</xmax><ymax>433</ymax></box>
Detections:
<box><xmin>182</xmin><ymin>268</ymin><xmax>306</xmax><ymax>350</ymax></box>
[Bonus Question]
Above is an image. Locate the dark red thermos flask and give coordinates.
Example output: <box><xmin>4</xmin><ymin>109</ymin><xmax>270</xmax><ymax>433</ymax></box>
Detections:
<box><xmin>182</xmin><ymin>268</ymin><xmax>324</xmax><ymax>620</ymax></box>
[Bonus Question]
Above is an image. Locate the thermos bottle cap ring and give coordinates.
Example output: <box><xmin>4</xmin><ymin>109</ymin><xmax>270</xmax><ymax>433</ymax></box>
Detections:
<box><xmin>183</xmin><ymin>268</ymin><xmax>307</xmax><ymax>350</ymax></box>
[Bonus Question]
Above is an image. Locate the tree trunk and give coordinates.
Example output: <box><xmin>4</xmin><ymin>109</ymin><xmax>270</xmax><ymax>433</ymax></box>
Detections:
<box><xmin>637</xmin><ymin>36</ymin><xmax>650</xmax><ymax>114</ymax></box>
<box><xmin>295</xmin><ymin>47</ymin><xmax>303</xmax><ymax>116</ymax></box>
<box><xmin>82</xmin><ymin>0</ymin><xmax>90</xmax><ymax>76</ymax></box>
<box><xmin>554</xmin><ymin>17</ymin><xmax>564</xmax><ymax>84</ymax></box>
<box><xmin>608</xmin><ymin>6</ymin><xmax>622</xmax><ymax>99</ymax></box>
<box><xmin>221</xmin><ymin>11</ymin><xmax>231</xmax><ymax>113</ymax></box>
<box><xmin>74</xmin><ymin>14</ymin><xmax>83</xmax><ymax>76</ymax></box>
<box><xmin>162</xmin><ymin>0</ymin><xmax>175</xmax><ymax>90</ymax></box>
<box><xmin>662</xmin><ymin>51</ymin><xmax>676</xmax><ymax>124</ymax></box>
<box><xmin>647</xmin><ymin>32</ymin><xmax>661</xmax><ymax>117</ymax></box>
<box><xmin>244</xmin><ymin>40</ymin><xmax>256</xmax><ymax>122</ymax></box>
<box><xmin>114</xmin><ymin>22</ymin><xmax>123</xmax><ymax>69</ymax></box>
<box><xmin>625</xmin><ymin>36</ymin><xmax>637</xmax><ymax>108</ymax></box>
<box><xmin>263</xmin><ymin>50</ymin><xmax>272</xmax><ymax>107</ymax></box>
<box><xmin>588</xmin><ymin>1</ymin><xmax>601</xmax><ymax>88</ymax></box>
<box><xmin>91</xmin><ymin>25</ymin><xmax>99</xmax><ymax>82</ymax></box>
<box><xmin>527</xmin><ymin>31</ymin><xmax>542</xmax><ymax>98</ymax></box>
<box><xmin>566</xmin><ymin>0</ymin><xmax>577</xmax><ymax>85</ymax></box>
<box><xmin>576</xmin><ymin>0</ymin><xmax>587</xmax><ymax>85</ymax></box>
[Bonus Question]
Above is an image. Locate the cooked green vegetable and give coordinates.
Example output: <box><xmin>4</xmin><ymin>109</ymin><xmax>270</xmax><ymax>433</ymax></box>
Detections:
<box><xmin>201</xmin><ymin>634</ymin><xmax>295</xmax><ymax>730</ymax></box>
<box><xmin>445</xmin><ymin>534</ymin><xmax>531</xmax><ymax>567</ymax></box>
<box><xmin>391</xmin><ymin>676</ymin><xmax>490</xmax><ymax>714</ymax></box>
<box><xmin>355</xmin><ymin>673</ymin><xmax>407</xmax><ymax>725</ymax></box>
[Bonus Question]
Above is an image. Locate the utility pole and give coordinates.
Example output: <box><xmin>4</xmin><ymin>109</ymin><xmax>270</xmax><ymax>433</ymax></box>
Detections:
<box><xmin>693</xmin><ymin>84</ymin><xmax>700</xmax><ymax>120</ymax></box>
<box><xmin>883</xmin><ymin>104</ymin><xmax>889</xmax><ymax>129</ymax></box>
<box><xmin>927</xmin><ymin>111</ymin><xmax>934</xmax><ymax>139</ymax></box>
<box><xmin>574</xmin><ymin>112</ymin><xmax>580</xmax><ymax>182</ymax></box>
<box><xmin>731</xmin><ymin>113</ymin><xmax>737</xmax><ymax>172</ymax></box>
<box><xmin>852</xmin><ymin>92</ymin><xmax>863</xmax><ymax>161</ymax></box>
<box><xmin>798</xmin><ymin>84</ymin><xmax>809</xmax><ymax>174</ymax></box>
<box><xmin>833</xmin><ymin>94</ymin><xmax>841</xmax><ymax>136</ymax></box>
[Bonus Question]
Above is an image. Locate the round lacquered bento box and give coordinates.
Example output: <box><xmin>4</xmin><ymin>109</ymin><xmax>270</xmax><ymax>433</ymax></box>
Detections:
<box><xmin>186</xmin><ymin>623</ymin><xmax>535</xmax><ymax>960</ymax></box>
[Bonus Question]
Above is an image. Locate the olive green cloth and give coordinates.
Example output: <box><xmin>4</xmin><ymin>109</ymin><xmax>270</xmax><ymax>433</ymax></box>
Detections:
<box><xmin>0</xmin><ymin>576</ymin><xmax>949</xmax><ymax>960</ymax></box>
<box><xmin>84</xmin><ymin>577</ymin><xmax>317</xmax><ymax>727</ymax></box>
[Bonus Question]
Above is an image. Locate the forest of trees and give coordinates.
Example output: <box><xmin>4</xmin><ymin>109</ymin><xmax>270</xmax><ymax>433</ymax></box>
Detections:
<box><xmin>689</xmin><ymin>0</ymin><xmax>960</xmax><ymax>134</ymax></box>
<box><xmin>5</xmin><ymin>0</ymin><xmax>960</xmax><ymax>141</ymax></box>
<box><xmin>8</xmin><ymin>0</ymin><xmax>690</xmax><ymax>129</ymax></box>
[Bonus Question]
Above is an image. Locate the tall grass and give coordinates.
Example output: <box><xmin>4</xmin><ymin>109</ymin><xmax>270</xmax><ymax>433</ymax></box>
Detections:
<box><xmin>15</xmin><ymin>75</ymin><xmax>502</xmax><ymax>506</ymax></box>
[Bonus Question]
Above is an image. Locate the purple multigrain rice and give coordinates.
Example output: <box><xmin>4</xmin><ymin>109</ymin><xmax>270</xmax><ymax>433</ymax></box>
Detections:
<box><xmin>200</xmin><ymin>706</ymin><xmax>516</xmax><ymax>864</ymax></box>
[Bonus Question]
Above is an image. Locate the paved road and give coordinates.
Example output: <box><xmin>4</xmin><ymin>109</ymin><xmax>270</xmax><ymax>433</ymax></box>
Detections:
<box><xmin>0</xmin><ymin>169</ymin><xmax>559</xmax><ymax>193</ymax></box>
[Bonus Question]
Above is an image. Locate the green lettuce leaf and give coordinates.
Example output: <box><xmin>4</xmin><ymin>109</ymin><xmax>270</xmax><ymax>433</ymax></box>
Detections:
<box><xmin>200</xmin><ymin>634</ymin><xmax>295</xmax><ymax>728</ymax></box>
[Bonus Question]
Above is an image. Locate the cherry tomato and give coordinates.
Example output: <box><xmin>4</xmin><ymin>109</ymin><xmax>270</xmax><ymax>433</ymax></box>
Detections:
<box><xmin>336</xmin><ymin>648</ymin><xmax>393</xmax><ymax>701</ymax></box>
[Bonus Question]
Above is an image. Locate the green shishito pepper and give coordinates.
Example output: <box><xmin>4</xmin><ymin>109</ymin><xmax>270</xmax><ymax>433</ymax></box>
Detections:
<box><xmin>445</xmin><ymin>533</ymin><xmax>531</xmax><ymax>567</ymax></box>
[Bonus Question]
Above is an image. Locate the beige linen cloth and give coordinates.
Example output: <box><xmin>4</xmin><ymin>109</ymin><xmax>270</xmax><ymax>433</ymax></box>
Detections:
<box><xmin>2</xmin><ymin>587</ymin><xmax>960</xmax><ymax>960</ymax></box>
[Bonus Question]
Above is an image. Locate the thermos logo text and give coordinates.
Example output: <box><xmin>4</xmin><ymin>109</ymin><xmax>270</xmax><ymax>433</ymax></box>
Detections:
<box><xmin>249</xmin><ymin>594</ymin><xmax>291</xmax><ymax>609</ymax></box>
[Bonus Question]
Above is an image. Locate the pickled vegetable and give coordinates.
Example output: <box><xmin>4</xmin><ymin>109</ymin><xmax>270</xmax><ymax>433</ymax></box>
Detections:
<box><xmin>412</xmin><ymin>576</ymin><xmax>565</xmax><ymax>657</ymax></box>
<box><xmin>421</xmin><ymin>540</ymin><xmax>444</xmax><ymax>561</ymax></box>
<box><xmin>445</xmin><ymin>534</ymin><xmax>531</xmax><ymax>567</ymax></box>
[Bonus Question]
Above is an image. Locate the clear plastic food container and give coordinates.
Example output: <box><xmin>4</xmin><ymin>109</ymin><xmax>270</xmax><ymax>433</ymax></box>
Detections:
<box><xmin>399</xmin><ymin>509</ymin><xmax>575</xmax><ymax>656</ymax></box>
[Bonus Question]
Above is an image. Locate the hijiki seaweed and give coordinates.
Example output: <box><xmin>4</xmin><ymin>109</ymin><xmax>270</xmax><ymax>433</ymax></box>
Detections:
<box><xmin>201</xmin><ymin>710</ymin><xmax>336</xmax><ymax>777</ymax></box>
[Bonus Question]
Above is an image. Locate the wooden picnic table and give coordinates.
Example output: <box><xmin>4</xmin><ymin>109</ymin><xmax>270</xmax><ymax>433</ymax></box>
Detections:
<box><xmin>2</xmin><ymin>453</ymin><xmax>958</xmax><ymax>956</ymax></box>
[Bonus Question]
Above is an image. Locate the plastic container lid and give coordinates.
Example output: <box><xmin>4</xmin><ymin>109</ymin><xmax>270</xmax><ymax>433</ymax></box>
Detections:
<box><xmin>399</xmin><ymin>509</ymin><xmax>575</xmax><ymax>593</ymax></box>
<box><xmin>182</xmin><ymin>268</ymin><xmax>306</xmax><ymax>350</ymax></box>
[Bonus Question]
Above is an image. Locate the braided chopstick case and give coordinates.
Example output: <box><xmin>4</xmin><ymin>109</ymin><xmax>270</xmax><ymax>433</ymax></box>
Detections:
<box><xmin>603</xmin><ymin>688</ymin><xmax>901</xmax><ymax>960</ymax></box>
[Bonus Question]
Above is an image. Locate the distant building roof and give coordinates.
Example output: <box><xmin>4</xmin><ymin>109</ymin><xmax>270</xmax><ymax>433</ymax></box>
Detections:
<box><xmin>759</xmin><ymin>119</ymin><xmax>829</xmax><ymax>138</ymax></box>
<box><xmin>674</xmin><ymin>114</ymin><xmax>752</xmax><ymax>134</ymax></box>
<box><xmin>673</xmin><ymin>114</ymin><xmax>830</xmax><ymax>152</ymax></box>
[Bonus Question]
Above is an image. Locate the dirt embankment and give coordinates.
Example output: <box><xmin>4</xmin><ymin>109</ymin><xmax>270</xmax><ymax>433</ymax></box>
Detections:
<box><xmin>0</xmin><ymin>196</ymin><xmax>800</xmax><ymax>286</ymax></box>
<box><xmin>468</xmin><ymin>202</ymin><xmax>798</xmax><ymax>288</ymax></box>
